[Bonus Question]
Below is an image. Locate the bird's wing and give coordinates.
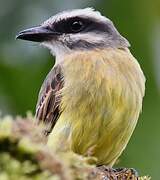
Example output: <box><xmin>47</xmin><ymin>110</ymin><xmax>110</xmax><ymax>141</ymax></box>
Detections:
<box><xmin>35</xmin><ymin>64</ymin><xmax>64</xmax><ymax>136</ymax></box>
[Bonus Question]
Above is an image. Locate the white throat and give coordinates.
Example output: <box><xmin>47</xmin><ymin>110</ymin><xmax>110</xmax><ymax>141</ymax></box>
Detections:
<box><xmin>41</xmin><ymin>41</ymin><xmax>72</xmax><ymax>64</ymax></box>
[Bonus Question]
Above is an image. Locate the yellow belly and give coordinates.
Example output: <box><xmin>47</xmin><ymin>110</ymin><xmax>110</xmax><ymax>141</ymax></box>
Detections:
<box><xmin>47</xmin><ymin>48</ymin><xmax>145</xmax><ymax>166</ymax></box>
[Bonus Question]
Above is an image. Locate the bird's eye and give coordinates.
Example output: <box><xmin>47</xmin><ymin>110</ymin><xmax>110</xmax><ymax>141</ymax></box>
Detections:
<box><xmin>53</xmin><ymin>18</ymin><xmax>87</xmax><ymax>34</ymax></box>
<box><xmin>70</xmin><ymin>21</ymin><xmax>84</xmax><ymax>33</ymax></box>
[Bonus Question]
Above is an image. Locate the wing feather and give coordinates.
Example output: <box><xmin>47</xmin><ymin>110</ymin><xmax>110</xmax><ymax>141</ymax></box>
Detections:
<box><xmin>35</xmin><ymin>65</ymin><xmax>64</xmax><ymax>135</ymax></box>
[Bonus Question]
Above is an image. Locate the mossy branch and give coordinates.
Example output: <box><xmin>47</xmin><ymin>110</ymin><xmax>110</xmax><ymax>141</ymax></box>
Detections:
<box><xmin>0</xmin><ymin>115</ymin><xmax>151</xmax><ymax>180</ymax></box>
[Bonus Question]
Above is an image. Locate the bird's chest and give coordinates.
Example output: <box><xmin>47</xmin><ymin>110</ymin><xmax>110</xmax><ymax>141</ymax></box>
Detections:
<box><xmin>61</xmin><ymin>58</ymin><xmax>111</xmax><ymax>119</ymax></box>
<box><xmin>61</xmin><ymin>56</ymin><xmax>136</xmax><ymax>119</ymax></box>
<box><xmin>61</xmin><ymin>57</ymin><xmax>134</xmax><ymax>135</ymax></box>
<box><xmin>48</xmin><ymin>50</ymin><xmax>145</xmax><ymax>164</ymax></box>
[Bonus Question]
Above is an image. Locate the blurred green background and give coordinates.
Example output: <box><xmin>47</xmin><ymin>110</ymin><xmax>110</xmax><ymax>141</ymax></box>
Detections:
<box><xmin>0</xmin><ymin>0</ymin><xmax>160</xmax><ymax>179</ymax></box>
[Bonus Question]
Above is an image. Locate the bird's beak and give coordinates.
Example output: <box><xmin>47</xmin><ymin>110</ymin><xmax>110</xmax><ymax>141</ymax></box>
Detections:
<box><xmin>16</xmin><ymin>26</ymin><xmax>60</xmax><ymax>42</ymax></box>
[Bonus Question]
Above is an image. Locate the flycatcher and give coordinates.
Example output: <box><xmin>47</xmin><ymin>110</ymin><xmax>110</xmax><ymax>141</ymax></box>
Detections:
<box><xmin>16</xmin><ymin>8</ymin><xmax>145</xmax><ymax>166</ymax></box>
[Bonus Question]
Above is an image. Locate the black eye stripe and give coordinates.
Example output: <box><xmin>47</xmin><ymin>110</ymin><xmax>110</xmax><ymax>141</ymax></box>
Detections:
<box><xmin>49</xmin><ymin>16</ymin><xmax>113</xmax><ymax>35</ymax></box>
<box><xmin>53</xmin><ymin>17</ymin><xmax>90</xmax><ymax>34</ymax></box>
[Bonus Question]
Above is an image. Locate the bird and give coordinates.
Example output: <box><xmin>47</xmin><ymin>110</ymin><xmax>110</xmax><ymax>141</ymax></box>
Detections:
<box><xmin>16</xmin><ymin>8</ymin><xmax>145</xmax><ymax>167</ymax></box>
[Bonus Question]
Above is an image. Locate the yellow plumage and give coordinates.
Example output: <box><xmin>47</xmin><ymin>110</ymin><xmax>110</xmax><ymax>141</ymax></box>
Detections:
<box><xmin>47</xmin><ymin>48</ymin><xmax>145</xmax><ymax>166</ymax></box>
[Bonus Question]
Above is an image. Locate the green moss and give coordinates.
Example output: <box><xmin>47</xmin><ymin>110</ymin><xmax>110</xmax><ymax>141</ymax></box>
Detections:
<box><xmin>0</xmin><ymin>116</ymin><xmax>151</xmax><ymax>180</ymax></box>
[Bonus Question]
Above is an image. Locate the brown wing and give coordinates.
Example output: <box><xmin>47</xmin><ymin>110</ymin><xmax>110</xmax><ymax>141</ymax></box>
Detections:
<box><xmin>35</xmin><ymin>65</ymin><xmax>64</xmax><ymax>136</ymax></box>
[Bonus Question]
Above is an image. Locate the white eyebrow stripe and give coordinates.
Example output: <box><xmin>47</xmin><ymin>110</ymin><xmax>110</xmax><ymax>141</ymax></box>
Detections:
<box><xmin>70</xmin><ymin>32</ymin><xmax>107</xmax><ymax>43</ymax></box>
<box><xmin>43</xmin><ymin>8</ymin><xmax>110</xmax><ymax>26</ymax></box>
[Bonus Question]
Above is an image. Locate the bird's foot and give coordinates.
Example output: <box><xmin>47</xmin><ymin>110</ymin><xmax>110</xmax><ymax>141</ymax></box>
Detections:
<box><xmin>114</xmin><ymin>167</ymin><xmax>139</xmax><ymax>179</ymax></box>
<box><xmin>96</xmin><ymin>166</ymin><xmax>139</xmax><ymax>179</ymax></box>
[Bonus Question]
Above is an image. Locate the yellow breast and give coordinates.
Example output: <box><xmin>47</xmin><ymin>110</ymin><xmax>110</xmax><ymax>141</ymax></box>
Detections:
<box><xmin>48</xmin><ymin>48</ymin><xmax>145</xmax><ymax>166</ymax></box>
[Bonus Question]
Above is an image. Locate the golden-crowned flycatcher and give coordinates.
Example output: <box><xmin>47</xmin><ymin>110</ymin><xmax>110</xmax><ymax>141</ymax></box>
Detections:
<box><xmin>16</xmin><ymin>8</ymin><xmax>145</xmax><ymax>166</ymax></box>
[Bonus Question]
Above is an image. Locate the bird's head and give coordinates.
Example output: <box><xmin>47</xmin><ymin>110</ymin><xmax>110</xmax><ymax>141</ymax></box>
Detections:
<box><xmin>16</xmin><ymin>8</ymin><xmax>130</xmax><ymax>59</ymax></box>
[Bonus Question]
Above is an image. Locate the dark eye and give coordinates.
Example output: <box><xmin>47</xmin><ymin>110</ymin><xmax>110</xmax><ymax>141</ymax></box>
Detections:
<box><xmin>70</xmin><ymin>21</ymin><xmax>84</xmax><ymax>33</ymax></box>
<box><xmin>54</xmin><ymin>17</ymin><xmax>87</xmax><ymax>34</ymax></box>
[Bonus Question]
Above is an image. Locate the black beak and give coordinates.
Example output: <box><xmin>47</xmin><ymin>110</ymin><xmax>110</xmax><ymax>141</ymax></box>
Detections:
<box><xmin>16</xmin><ymin>26</ymin><xmax>60</xmax><ymax>42</ymax></box>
